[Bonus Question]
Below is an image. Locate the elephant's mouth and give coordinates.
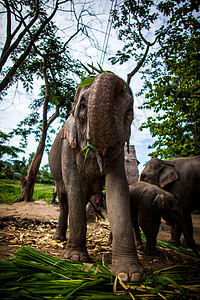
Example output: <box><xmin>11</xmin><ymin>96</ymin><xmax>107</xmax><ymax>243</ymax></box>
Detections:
<box><xmin>97</xmin><ymin>146</ymin><xmax>107</xmax><ymax>156</ymax></box>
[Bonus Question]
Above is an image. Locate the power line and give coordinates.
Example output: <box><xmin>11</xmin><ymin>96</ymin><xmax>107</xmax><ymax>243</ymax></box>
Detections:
<box><xmin>99</xmin><ymin>0</ymin><xmax>117</xmax><ymax>67</ymax></box>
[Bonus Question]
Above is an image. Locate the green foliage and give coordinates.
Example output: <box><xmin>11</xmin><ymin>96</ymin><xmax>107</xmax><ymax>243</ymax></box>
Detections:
<box><xmin>0</xmin><ymin>131</ymin><xmax>24</xmax><ymax>159</ymax></box>
<box><xmin>36</xmin><ymin>164</ymin><xmax>54</xmax><ymax>185</ymax></box>
<box><xmin>11</xmin><ymin>21</ymin><xmax>81</xmax><ymax>151</ymax></box>
<box><xmin>81</xmin><ymin>141</ymin><xmax>99</xmax><ymax>163</ymax></box>
<box><xmin>77</xmin><ymin>63</ymin><xmax>110</xmax><ymax>87</ymax></box>
<box><xmin>109</xmin><ymin>0</ymin><xmax>159</xmax><ymax>66</ymax></box>
<box><xmin>0</xmin><ymin>158</ymin><xmax>27</xmax><ymax>180</ymax></box>
<box><xmin>33</xmin><ymin>183</ymin><xmax>54</xmax><ymax>203</ymax></box>
<box><xmin>110</xmin><ymin>0</ymin><xmax>200</xmax><ymax>159</ymax></box>
<box><xmin>0</xmin><ymin>180</ymin><xmax>54</xmax><ymax>204</ymax></box>
<box><xmin>110</xmin><ymin>0</ymin><xmax>199</xmax><ymax>68</ymax></box>
<box><xmin>140</xmin><ymin>35</ymin><xmax>200</xmax><ymax>158</ymax></box>
<box><xmin>0</xmin><ymin>246</ymin><xmax>200</xmax><ymax>299</ymax></box>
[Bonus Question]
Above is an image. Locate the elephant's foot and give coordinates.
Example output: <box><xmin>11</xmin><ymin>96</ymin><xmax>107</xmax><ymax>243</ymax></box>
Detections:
<box><xmin>64</xmin><ymin>246</ymin><xmax>89</xmax><ymax>262</ymax></box>
<box><xmin>111</xmin><ymin>258</ymin><xmax>143</xmax><ymax>283</ymax></box>
<box><xmin>168</xmin><ymin>238</ymin><xmax>181</xmax><ymax>245</ymax></box>
<box><xmin>117</xmin><ymin>272</ymin><xmax>142</xmax><ymax>283</ymax></box>
<box><xmin>53</xmin><ymin>231</ymin><xmax>67</xmax><ymax>242</ymax></box>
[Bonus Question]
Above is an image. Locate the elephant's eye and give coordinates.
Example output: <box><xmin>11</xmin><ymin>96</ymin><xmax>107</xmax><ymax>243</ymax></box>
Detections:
<box><xmin>79</xmin><ymin>96</ymin><xmax>87</xmax><ymax>121</ymax></box>
<box><xmin>124</xmin><ymin>106</ymin><xmax>133</xmax><ymax>122</ymax></box>
<box><xmin>80</xmin><ymin>101</ymin><xmax>87</xmax><ymax>110</ymax></box>
<box><xmin>79</xmin><ymin>96</ymin><xmax>87</xmax><ymax>110</ymax></box>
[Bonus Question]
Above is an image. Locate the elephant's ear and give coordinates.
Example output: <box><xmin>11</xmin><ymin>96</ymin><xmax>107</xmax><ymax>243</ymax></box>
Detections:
<box><xmin>61</xmin><ymin>115</ymin><xmax>77</xmax><ymax>148</ymax></box>
<box><xmin>159</xmin><ymin>163</ymin><xmax>178</xmax><ymax>188</ymax></box>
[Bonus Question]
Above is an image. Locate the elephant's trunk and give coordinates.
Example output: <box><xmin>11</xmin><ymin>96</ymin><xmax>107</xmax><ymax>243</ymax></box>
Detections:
<box><xmin>87</xmin><ymin>72</ymin><xmax>124</xmax><ymax>148</ymax></box>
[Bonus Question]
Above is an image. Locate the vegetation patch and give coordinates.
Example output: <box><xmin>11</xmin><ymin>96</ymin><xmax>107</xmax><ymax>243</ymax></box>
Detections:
<box><xmin>0</xmin><ymin>246</ymin><xmax>200</xmax><ymax>299</ymax></box>
<box><xmin>0</xmin><ymin>180</ymin><xmax>21</xmax><ymax>204</ymax></box>
<box><xmin>33</xmin><ymin>183</ymin><xmax>54</xmax><ymax>203</ymax></box>
<box><xmin>0</xmin><ymin>180</ymin><xmax>54</xmax><ymax>204</ymax></box>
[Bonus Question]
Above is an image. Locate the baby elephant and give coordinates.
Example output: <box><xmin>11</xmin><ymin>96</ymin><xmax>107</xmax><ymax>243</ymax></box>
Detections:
<box><xmin>129</xmin><ymin>182</ymin><xmax>199</xmax><ymax>256</ymax></box>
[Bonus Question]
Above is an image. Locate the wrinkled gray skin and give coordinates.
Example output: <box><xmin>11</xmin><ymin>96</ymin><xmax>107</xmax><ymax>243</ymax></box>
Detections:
<box><xmin>49</xmin><ymin>72</ymin><xmax>143</xmax><ymax>283</ymax></box>
<box><xmin>129</xmin><ymin>182</ymin><xmax>199</xmax><ymax>256</ymax></box>
<box><xmin>140</xmin><ymin>156</ymin><xmax>200</xmax><ymax>248</ymax></box>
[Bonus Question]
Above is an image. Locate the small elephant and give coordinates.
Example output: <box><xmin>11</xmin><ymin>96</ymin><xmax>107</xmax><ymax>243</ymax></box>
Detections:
<box><xmin>49</xmin><ymin>72</ymin><xmax>143</xmax><ymax>283</ymax></box>
<box><xmin>140</xmin><ymin>156</ymin><xmax>200</xmax><ymax>247</ymax></box>
<box><xmin>129</xmin><ymin>182</ymin><xmax>199</xmax><ymax>256</ymax></box>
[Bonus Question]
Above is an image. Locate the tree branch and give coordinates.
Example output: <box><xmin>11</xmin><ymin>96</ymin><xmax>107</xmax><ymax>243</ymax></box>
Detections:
<box><xmin>127</xmin><ymin>42</ymin><xmax>150</xmax><ymax>85</ymax></box>
<box><xmin>0</xmin><ymin>0</ymin><xmax>61</xmax><ymax>93</ymax></box>
<box><xmin>47</xmin><ymin>106</ymin><xmax>60</xmax><ymax>128</ymax></box>
<box><xmin>0</xmin><ymin>0</ymin><xmax>40</xmax><ymax>72</ymax></box>
<box><xmin>126</xmin><ymin>11</ymin><xmax>159</xmax><ymax>85</ymax></box>
<box><xmin>5</xmin><ymin>0</ymin><xmax>11</xmax><ymax>52</ymax></box>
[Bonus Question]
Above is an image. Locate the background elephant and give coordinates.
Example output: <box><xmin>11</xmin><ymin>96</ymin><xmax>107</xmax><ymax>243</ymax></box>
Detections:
<box><xmin>140</xmin><ymin>156</ymin><xmax>200</xmax><ymax>248</ymax></box>
<box><xmin>49</xmin><ymin>72</ymin><xmax>143</xmax><ymax>283</ymax></box>
<box><xmin>129</xmin><ymin>182</ymin><xmax>199</xmax><ymax>256</ymax></box>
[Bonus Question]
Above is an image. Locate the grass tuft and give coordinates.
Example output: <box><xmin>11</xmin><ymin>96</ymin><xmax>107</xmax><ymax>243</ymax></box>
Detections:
<box><xmin>0</xmin><ymin>246</ymin><xmax>200</xmax><ymax>299</ymax></box>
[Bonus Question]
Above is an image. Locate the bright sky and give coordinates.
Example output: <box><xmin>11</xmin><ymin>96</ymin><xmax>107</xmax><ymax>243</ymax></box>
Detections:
<box><xmin>0</xmin><ymin>0</ymin><xmax>156</xmax><ymax>174</ymax></box>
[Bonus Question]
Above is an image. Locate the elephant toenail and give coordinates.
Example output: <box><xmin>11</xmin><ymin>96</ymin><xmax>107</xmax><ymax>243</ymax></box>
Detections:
<box><xmin>80</xmin><ymin>255</ymin><xmax>88</xmax><ymax>262</ymax></box>
<box><xmin>71</xmin><ymin>254</ymin><xmax>79</xmax><ymax>261</ymax></box>
<box><xmin>117</xmin><ymin>272</ymin><xmax>129</xmax><ymax>283</ymax></box>
<box><xmin>130</xmin><ymin>272</ymin><xmax>142</xmax><ymax>283</ymax></box>
<box><xmin>63</xmin><ymin>252</ymin><xmax>69</xmax><ymax>259</ymax></box>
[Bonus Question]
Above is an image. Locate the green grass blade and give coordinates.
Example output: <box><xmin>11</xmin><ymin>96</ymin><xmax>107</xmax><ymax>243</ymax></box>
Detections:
<box><xmin>1</xmin><ymin>247</ymin><xmax>200</xmax><ymax>299</ymax></box>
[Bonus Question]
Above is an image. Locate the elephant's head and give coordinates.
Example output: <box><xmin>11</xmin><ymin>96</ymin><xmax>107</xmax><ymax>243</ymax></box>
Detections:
<box><xmin>70</xmin><ymin>72</ymin><xmax>133</xmax><ymax>159</ymax></box>
<box><xmin>153</xmin><ymin>192</ymin><xmax>199</xmax><ymax>255</ymax></box>
<box><xmin>152</xmin><ymin>193</ymin><xmax>181</xmax><ymax>227</ymax></box>
<box><xmin>140</xmin><ymin>158</ymin><xmax>178</xmax><ymax>188</ymax></box>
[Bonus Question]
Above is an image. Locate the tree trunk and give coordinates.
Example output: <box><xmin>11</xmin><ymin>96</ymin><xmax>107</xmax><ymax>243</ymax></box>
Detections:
<box><xmin>16</xmin><ymin>139</ymin><xmax>46</xmax><ymax>202</ymax></box>
<box><xmin>51</xmin><ymin>185</ymin><xmax>57</xmax><ymax>204</ymax></box>
<box><xmin>14</xmin><ymin>58</ymin><xmax>59</xmax><ymax>203</ymax></box>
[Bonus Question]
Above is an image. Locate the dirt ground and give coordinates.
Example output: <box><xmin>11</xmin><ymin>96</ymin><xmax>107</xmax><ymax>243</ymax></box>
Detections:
<box><xmin>0</xmin><ymin>200</ymin><xmax>200</xmax><ymax>272</ymax></box>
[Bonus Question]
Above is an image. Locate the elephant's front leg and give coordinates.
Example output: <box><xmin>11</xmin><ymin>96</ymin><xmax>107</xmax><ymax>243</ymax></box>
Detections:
<box><xmin>105</xmin><ymin>157</ymin><xmax>143</xmax><ymax>283</ymax></box>
<box><xmin>61</xmin><ymin>148</ymin><xmax>88</xmax><ymax>262</ymax></box>
<box><xmin>63</xmin><ymin>183</ymin><xmax>88</xmax><ymax>262</ymax></box>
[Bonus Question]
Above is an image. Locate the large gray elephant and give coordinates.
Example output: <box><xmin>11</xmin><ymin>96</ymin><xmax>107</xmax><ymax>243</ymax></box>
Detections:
<box><xmin>140</xmin><ymin>156</ymin><xmax>200</xmax><ymax>247</ymax></box>
<box><xmin>49</xmin><ymin>72</ymin><xmax>143</xmax><ymax>283</ymax></box>
<box><xmin>129</xmin><ymin>182</ymin><xmax>199</xmax><ymax>256</ymax></box>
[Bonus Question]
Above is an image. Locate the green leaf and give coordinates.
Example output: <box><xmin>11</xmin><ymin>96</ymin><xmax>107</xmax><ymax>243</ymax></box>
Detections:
<box><xmin>81</xmin><ymin>141</ymin><xmax>99</xmax><ymax>163</ymax></box>
<box><xmin>77</xmin><ymin>76</ymin><xmax>97</xmax><ymax>87</ymax></box>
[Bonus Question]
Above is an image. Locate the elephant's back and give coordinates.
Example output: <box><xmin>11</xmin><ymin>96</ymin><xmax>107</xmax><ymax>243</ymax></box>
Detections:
<box><xmin>169</xmin><ymin>157</ymin><xmax>200</xmax><ymax>210</ymax></box>
<box><xmin>129</xmin><ymin>182</ymin><xmax>158</xmax><ymax>202</ymax></box>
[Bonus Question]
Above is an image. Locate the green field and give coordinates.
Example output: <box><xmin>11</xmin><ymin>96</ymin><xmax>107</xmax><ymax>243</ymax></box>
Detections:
<box><xmin>0</xmin><ymin>179</ymin><xmax>55</xmax><ymax>204</ymax></box>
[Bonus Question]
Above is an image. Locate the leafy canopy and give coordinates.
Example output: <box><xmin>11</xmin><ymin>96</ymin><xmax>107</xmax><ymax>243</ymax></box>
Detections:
<box><xmin>140</xmin><ymin>35</ymin><xmax>200</xmax><ymax>159</ymax></box>
<box><xmin>11</xmin><ymin>21</ymin><xmax>81</xmax><ymax>150</ymax></box>
<box><xmin>110</xmin><ymin>0</ymin><xmax>200</xmax><ymax>159</ymax></box>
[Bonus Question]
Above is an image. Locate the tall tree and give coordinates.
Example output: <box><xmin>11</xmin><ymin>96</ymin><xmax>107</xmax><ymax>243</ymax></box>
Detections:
<box><xmin>139</xmin><ymin>34</ymin><xmax>200</xmax><ymax>159</ymax></box>
<box><xmin>109</xmin><ymin>0</ymin><xmax>200</xmax><ymax>158</ymax></box>
<box><xmin>11</xmin><ymin>21</ymin><xmax>80</xmax><ymax>202</ymax></box>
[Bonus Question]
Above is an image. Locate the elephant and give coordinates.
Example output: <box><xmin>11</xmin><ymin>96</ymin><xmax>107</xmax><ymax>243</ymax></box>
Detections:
<box><xmin>140</xmin><ymin>156</ymin><xmax>200</xmax><ymax>248</ymax></box>
<box><xmin>129</xmin><ymin>182</ymin><xmax>199</xmax><ymax>256</ymax></box>
<box><xmin>49</xmin><ymin>72</ymin><xmax>143</xmax><ymax>283</ymax></box>
<box><xmin>108</xmin><ymin>182</ymin><xmax>199</xmax><ymax>256</ymax></box>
